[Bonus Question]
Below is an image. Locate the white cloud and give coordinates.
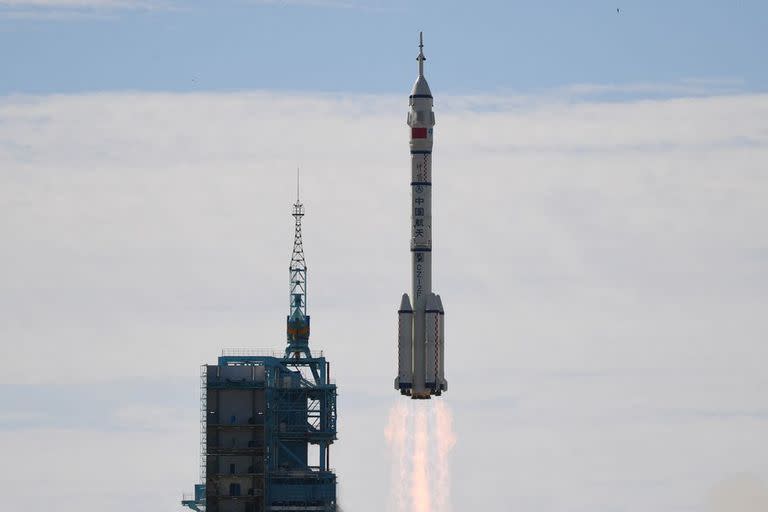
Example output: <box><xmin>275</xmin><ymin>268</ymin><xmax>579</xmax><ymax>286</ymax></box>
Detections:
<box><xmin>0</xmin><ymin>0</ymin><xmax>172</xmax><ymax>18</ymax></box>
<box><xmin>555</xmin><ymin>78</ymin><xmax>746</xmax><ymax>98</ymax></box>
<box><xmin>244</xmin><ymin>0</ymin><xmax>392</xmax><ymax>10</ymax></box>
<box><xmin>0</xmin><ymin>0</ymin><xmax>156</xmax><ymax>6</ymax></box>
<box><xmin>0</xmin><ymin>428</ymin><xmax>198</xmax><ymax>509</ymax></box>
<box><xmin>709</xmin><ymin>474</ymin><xmax>768</xmax><ymax>512</ymax></box>
<box><xmin>1</xmin><ymin>89</ymin><xmax>767</xmax><ymax>511</ymax></box>
<box><xmin>112</xmin><ymin>404</ymin><xmax>196</xmax><ymax>431</ymax></box>
<box><xmin>0</xmin><ymin>0</ymin><xmax>373</xmax><ymax>12</ymax></box>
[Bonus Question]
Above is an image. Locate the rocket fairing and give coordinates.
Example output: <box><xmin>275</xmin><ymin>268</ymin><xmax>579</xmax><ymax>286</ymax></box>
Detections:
<box><xmin>395</xmin><ymin>33</ymin><xmax>447</xmax><ymax>399</ymax></box>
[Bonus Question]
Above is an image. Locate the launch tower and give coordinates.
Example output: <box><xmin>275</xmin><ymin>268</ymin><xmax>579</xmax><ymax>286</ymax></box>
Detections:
<box><xmin>183</xmin><ymin>185</ymin><xmax>338</xmax><ymax>512</ymax></box>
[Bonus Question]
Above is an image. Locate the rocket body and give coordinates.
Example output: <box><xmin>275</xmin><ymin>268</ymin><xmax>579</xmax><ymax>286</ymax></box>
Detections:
<box><xmin>395</xmin><ymin>34</ymin><xmax>447</xmax><ymax>399</ymax></box>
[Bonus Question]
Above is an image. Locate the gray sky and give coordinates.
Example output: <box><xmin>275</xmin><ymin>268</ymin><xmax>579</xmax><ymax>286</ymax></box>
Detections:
<box><xmin>1</xmin><ymin>88</ymin><xmax>767</xmax><ymax>511</ymax></box>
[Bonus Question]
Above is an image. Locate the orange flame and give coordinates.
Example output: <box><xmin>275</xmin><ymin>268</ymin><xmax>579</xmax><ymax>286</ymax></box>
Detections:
<box><xmin>412</xmin><ymin>407</ymin><xmax>431</xmax><ymax>512</ymax></box>
<box><xmin>433</xmin><ymin>401</ymin><xmax>457</xmax><ymax>512</ymax></box>
<box><xmin>385</xmin><ymin>401</ymin><xmax>457</xmax><ymax>512</ymax></box>
<box><xmin>385</xmin><ymin>402</ymin><xmax>409</xmax><ymax>512</ymax></box>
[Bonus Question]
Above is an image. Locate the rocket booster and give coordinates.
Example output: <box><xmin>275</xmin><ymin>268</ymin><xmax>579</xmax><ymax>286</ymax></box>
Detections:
<box><xmin>395</xmin><ymin>33</ymin><xmax>447</xmax><ymax>399</ymax></box>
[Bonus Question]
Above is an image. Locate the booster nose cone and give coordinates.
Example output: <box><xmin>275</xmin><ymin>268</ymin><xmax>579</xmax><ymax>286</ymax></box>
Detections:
<box><xmin>399</xmin><ymin>293</ymin><xmax>413</xmax><ymax>312</ymax></box>
<box><xmin>425</xmin><ymin>292</ymin><xmax>439</xmax><ymax>312</ymax></box>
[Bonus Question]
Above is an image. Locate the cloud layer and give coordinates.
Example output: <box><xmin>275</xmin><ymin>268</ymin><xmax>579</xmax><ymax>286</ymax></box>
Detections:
<box><xmin>1</xmin><ymin>89</ymin><xmax>767</xmax><ymax>511</ymax></box>
<box><xmin>0</xmin><ymin>0</ymin><xmax>155</xmax><ymax>6</ymax></box>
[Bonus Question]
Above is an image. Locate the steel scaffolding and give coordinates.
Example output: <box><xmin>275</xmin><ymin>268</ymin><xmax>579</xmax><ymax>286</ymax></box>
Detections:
<box><xmin>184</xmin><ymin>354</ymin><xmax>337</xmax><ymax>512</ymax></box>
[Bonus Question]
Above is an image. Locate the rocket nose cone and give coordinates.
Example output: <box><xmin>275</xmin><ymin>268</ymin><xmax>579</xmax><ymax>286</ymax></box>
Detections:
<box><xmin>400</xmin><ymin>293</ymin><xmax>413</xmax><ymax>312</ymax></box>
<box><xmin>426</xmin><ymin>292</ymin><xmax>439</xmax><ymax>311</ymax></box>
<box><xmin>435</xmin><ymin>294</ymin><xmax>444</xmax><ymax>313</ymax></box>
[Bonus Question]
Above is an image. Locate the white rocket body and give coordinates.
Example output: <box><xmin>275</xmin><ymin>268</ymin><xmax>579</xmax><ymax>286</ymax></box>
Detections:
<box><xmin>395</xmin><ymin>33</ymin><xmax>447</xmax><ymax>399</ymax></box>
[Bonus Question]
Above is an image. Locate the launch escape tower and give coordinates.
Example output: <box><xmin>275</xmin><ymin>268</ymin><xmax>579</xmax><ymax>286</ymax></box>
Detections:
<box><xmin>183</xmin><ymin>185</ymin><xmax>338</xmax><ymax>512</ymax></box>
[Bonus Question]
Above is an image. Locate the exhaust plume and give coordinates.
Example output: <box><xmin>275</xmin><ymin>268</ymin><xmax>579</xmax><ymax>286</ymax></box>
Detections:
<box><xmin>385</xmin><ymin>401</ymin><xmax>457</xmax><ymax>512</ymax></box>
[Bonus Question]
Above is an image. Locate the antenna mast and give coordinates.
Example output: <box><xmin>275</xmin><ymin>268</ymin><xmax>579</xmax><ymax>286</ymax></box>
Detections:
<box><xmin>286</xmin><ymin>170</ymin><xmax>312</xmax><ymax>358</ymax></box>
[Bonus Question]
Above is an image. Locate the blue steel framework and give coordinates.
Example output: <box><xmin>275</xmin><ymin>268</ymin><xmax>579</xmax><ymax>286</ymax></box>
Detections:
<box><xmin>182</xmin><ymin>183</ymin><xmax>338</xmax><ymax>511</ymax></box>
<box><xmin>183</xmin><ymin>353</ymin><xmax>337</xmax><ymax>511</ymax></box>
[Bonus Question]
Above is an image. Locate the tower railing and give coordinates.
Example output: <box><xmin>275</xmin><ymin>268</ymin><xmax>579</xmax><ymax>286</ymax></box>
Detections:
<box><xmin>222</xmin><ymin>347</ymin><xmax>325</xmax><ymax>358</ymax></box>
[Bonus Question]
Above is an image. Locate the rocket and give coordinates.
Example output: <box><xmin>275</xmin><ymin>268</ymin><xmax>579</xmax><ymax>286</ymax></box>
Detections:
<box><xmin>395</xmin><ymin>33</ymin><xmax>447</xmax><ymax>399</ymax></box>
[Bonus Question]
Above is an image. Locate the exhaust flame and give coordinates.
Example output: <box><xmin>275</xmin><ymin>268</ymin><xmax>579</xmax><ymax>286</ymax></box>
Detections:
<box><xmin>385</xmin><ymin>401</ymin><xmax>457</xmax><ymax>512</ymax></box>
<box><xmin>412</xmin><ymin>408</ymin><xmax>431</xmax><ymax>512</ymax></box>
<box><xmin>384</xmin><ymin>402</ymin><xmax>409</xmax><ymax>512</ymax></box>
<box><xmin>433</xmin><ymin>401</ymin><xmax>457</xmax><ymax>512</ymax></box>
